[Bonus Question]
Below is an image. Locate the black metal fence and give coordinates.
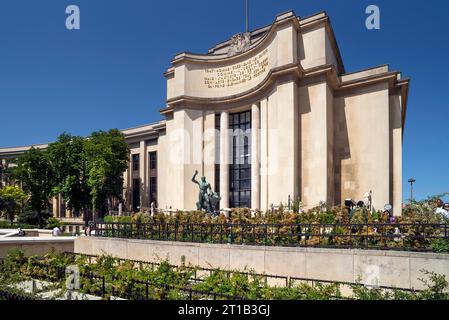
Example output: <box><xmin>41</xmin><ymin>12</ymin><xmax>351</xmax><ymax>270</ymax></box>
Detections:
<box><xmin>58</xmin><ymin>269</ymin><xmax>245</xmax><ymax>300</ymax></box>
<box><xmin>0</xmin><ymin>258</ymin><xmax>244</xmax><ymax>300</ymax></box>
<box><xmin>66</xmin><ymin>252</ymin><xmax>291</xmax><ymax>287</ymax></box>
<box><xmin>92</xmin><ymin>222</ymin><xmax>449</xmax><ymax>251</ymax></box>
<box><xmin>0</xmin><ymin>255</ymin><xmax>424</xmax><ymax>300</ymax></box>
<box><xmin>0</xmin><ymin>289</ymin><xmax>37</xmax><ymax>301</ymax></box>
<box><xmin>66</xmin><ymin>253</ymin><xmax>423</xmax><ymax>294</ymax></box>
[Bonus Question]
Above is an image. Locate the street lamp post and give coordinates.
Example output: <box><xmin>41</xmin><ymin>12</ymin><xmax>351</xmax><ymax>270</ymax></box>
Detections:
<box><xmin>408</xmin><ymin>178</ymin><xmax>416</xmax><ymax>201</ymax></box>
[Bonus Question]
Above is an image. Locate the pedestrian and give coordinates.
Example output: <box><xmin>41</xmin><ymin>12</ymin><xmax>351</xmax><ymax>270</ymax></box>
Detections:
<box><xmin>441</xmin><ymin>202</ymin><xmax>449</xmax><ymax>220</ymax></box>
<box><xmin>150</xmin><ymin>201</ymin><xmax>155</xmax><ymax>216</ymax></box>
<box><xmin>17</xmin><ymin>228</ymin><xmax>25</xmax><ymax>237</ymax></box>
<box><xmin>444</xmin><ymin>203</ymin><xmax>449</xmax><ymax>214</ymax></box>
<box><xmin>435</xmin><ymin>199</ymin><xmax>449</xmax><ymax>219</ymax></box>
<box><xmin>52</xmin><ymin>226</ymin><xmax>62</xmax><ymax>237</ymax></box>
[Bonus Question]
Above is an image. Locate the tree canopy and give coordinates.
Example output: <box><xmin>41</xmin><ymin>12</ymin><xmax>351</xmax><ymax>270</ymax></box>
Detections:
<box><xmin>0</xmin><ymin>186</ymin><xmax>28</xmax><ymax>224</ymax></box>
<box><xmin>12</xmin><ymin>129</ymin><xmax>129</xmax><ymax>223</ymax></box>
<box><xmin>84</xmin><ymin>129</ymin><xmax>129</xmax><ymax>217</ymax></box>
<box><xmin>14</xmin><ymin>147</ymin><xmax>54</xmax><ymax>227</ymax></box>
<box><xmin>47</xmin><ymin>133</ymin><xmax>90</xmax><ymax>216</ymax></box>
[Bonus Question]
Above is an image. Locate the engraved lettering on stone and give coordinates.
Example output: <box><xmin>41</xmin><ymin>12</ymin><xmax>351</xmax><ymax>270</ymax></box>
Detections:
<box><xmin>204</xmin><ymin>48</ymin><xmax>269</xmax><ymax>89</ymax></box>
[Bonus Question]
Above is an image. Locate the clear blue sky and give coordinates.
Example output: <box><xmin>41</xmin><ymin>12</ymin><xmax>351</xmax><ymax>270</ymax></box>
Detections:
<box><xmin>0</xmin><ymin>0</ymin><xmax>447</xmax><ymax>202</ymax></box>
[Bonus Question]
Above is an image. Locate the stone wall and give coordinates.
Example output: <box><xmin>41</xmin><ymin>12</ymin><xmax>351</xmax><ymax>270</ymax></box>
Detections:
<box><xmin>75</xmin><ymin>237</ymin><xmax>449</xmax><ymax>290</ymax></box>
<box><xmin>0</xmin><ymin>237</ymin><xmax>75</xmax><ymax>259</ymax></box>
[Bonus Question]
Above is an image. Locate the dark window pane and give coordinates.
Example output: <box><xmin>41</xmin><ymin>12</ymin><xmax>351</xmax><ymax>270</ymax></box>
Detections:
<box><xmin>229</xmin><ymin>110</ymin><xmax>252</xmax><ymax>208</ymax></box>
<box><xmin>132</xmin><ymin>154</ymin><xmax>140</xmax><ymax>171</ymax></box>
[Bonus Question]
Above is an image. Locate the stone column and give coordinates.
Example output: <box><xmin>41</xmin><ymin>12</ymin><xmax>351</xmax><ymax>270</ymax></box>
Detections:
<box><xmin>58</xmin><ymin>194</ymin><xmax>63</xmax><ymax>218</ymax></box>
<box><xmin>390</xmin><ymin>95</ymin><xmax>403</xmax><ymax>216</ymax></box>
<box><xmin>251</xmin><ymin>103</ymin><xmax>260</xmax><ymax>210</ymax></box>
<box><xmin>260</xmin><ymin>98</ymin><xmax>269</xmax><ymax>212</ymax></box>
<box><xmin>52</xmin><ymin>196</ymin><xmax>59</xmax><ymax>218</ymax></box>
<box><xmin>128</xmin><ymin>153</ymin><xmax>133</xmax><ymax>211</ymax></box>
<box><xmin>139</xmin><ymin>140</ymin><xmax>147</xmax><ymax>209</ymax></box>
<box><xmin>220</xmin><ymin>111</ymin><xmax>230</xmax><ymax>209</ymax></box>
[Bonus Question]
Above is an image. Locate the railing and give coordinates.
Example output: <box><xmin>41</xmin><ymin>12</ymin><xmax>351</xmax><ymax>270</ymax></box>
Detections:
<box><xmin>65</xmin><ymin>253</ymin><xmax>423</xmax><ymax>294</ymax></box>
<box><xmin>61</xmin><ymin>222</ymin><xmax>87</xmax><ymax>235</ymax></box>
<box><xmin>91</xmin><ymin>222</ymin><xmax>449</xmax><ymax>252</ymax></box>
<box><xmin>0</xmin><ymin>258</ymin><xmax>244</xmax><ymax>300</ymax></box>
<box><xmin>65</xmin><ymin>252</ymin><xmax>293</xmax><ymax>287</ymax></box>
<box><xmin>1</xmin><ymin>255</ymin><xmax>424</xmax><ymax>300</ymax></box>
<box><xmin>0</xmin><ymin>289</ymin><xmax>37</xmax><ymax>300</ymax></box>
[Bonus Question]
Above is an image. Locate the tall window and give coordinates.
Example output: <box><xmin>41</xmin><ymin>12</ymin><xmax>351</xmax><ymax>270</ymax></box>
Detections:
<box><xmin>132</xmin><ymin>178</ymin><xmax>140</xmax><ymax>212</ymax></box>
<box><xmin>148</xmin><ymin>151</ymin><xmax>157</xmax><ymax>206</ymax></box>
<box><xmin>230</xmin><ymin>111</ymin><xmax>251</xmax><ymax>208</ymax></box>
<box><xmin>132</xmin><ymin>154</ymin><xmax>140</xmax><ymax>172</ymax></box>
<box><xmin>215</xmin><ymin>113</ymin><xmax>221</xmax><ymax>193</ymax></box>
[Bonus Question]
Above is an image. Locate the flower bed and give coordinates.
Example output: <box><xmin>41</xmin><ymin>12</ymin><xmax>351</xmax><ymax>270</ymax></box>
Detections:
<box><xmin>98</xmin><ymin>201</ymin><xmax>449</xmax><ymax>252</ymax></box>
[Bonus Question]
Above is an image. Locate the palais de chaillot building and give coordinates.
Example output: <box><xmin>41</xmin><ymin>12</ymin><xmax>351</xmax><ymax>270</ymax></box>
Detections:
<box><xmin>0</xmin><ymin>11</ymin><xmax>409</xmax><ymax>221</ymax></box>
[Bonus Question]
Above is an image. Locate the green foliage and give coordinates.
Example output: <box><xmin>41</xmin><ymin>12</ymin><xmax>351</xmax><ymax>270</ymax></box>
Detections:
<box><xmin>103</xmin><ymin>215</ymin><xmax>114</xmax><ymax>223</ymax></box>
<box><xmin>350</xmin><ymin>270</ymin><xmax>449</xmax><ymax>301</ymax></box>
<box><xmin>418</xmin><ymin>270</ymin><xmax>449</xmax><ymax>300</ymax></box>
<box><xmin>0</xmin><ymin>249</ymin><xmax>26</xmax><ymax>284</ymax></box>
<box><xmin>46</xmin><ymin>130</ymin><xmax>130</xmax><ymax>219</ymax></box>
<box><xmin>98</xmin><ymin>200</ymin><xmax>449</xmax><ymax>252</ymax></box>
<box><xmin>46</xmin><ymin>216</ymin><xmax>61</xmax><ymax>229</ymax></box>
<box><xmin>192</xmin><ymin>268</ymin><xmax>264</xmax><ymax>299</ymax></box>
<box><xmin>293</xmin><ymin>282</ymin><xmax>341</xmax><ymax>300</ymax></box>
<box><xmin>103</xmin><ymin>215</ymin><xmax>133</xmax><ymax>223</ymax></box>
<box><xmin>371</xmin><ymin>211</ymin><xmax>381</xmax><ymax>222</ymax></box>
<box><xmin>17</xmin><ymin>206</ymin><xmax>50</xmax><ymax>227</ymax></box>
<box><xmin>350</xmin><ymin>208</ymin><xmax>370</xmax><ymax>224</ymax></box>
<box><xmin>319</xmin><ymin>211</ymin><xmax>336</xmax><ymax>224</ymax></box>
<box><xmin>350</xmin><ymin>284</ymin><xmax>392</xmax><ymax>300</ymax></box>
<box><xmin>0</xmin><ymin>186</ymin><xmax>27</xmax><ymax>224</ymax></box>
<box><xmin>14</xmin><ymin>147</ymin><xmax>54</xmax><ymax>228</ymax></box>
<box><xmin>431</xmin><ymin>238</ymin><xmax>449</xmax><ymax>253</ymax></box>
<box><xmin>400</xmin><ymin>195</ymin><xmax>448</xmax><ymax>224</ymax></box>
<box><xmin>48</xmin><ymin>133</ymin><xmax>90</xmax><ymax>217</ymax></box>
<box><xmin>0</xmin><ymin>220</ymin><xmax>37</xmax><ymax>229</ymax></box>
<box><xmin>84</xmin><ymin>129</ymin><xmax>129</xmax><ymax>216</ymax></box>
<box><xmin>2</xmin><ymin>251</ymin><xmax>449</xmax><ymax>301</ymax></box>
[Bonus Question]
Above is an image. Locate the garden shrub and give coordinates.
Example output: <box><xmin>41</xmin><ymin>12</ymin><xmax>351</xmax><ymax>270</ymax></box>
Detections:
<box><xmin>97</xmin><ymin>197</ymin><xmax>449</xmax><ymax>252</ymax></box>
<box><xmin>2</xmin><ymin>251</ymin><xmax>449</xmax><ymax>300</ymax></box>
<box><xmin>46</xmin><ymin>217</ymin><xmax>61</xmax><ymax>229</ymax></box>
<box><xmin>0</xmin><ymin>220</ymin><xmax>37</xmax><ymax>229</ymax></box>
<box><xmin>431</xmin><ymin>239</ymin><xmax>449</xmax><ymax>253</ymax></box>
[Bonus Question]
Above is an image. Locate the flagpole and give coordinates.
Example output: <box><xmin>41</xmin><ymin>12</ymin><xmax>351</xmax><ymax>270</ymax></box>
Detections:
<box><xmin>245</xmin><ymin>0</ymin><xmax>249</xmax><ymax>33</ymax></box>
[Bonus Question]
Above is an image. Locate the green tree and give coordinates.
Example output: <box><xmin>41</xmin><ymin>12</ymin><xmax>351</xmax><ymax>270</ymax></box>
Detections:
<box><xmin>47</xmin><ymin>133</ymin><xmax>91</xmax><ymax>221</ymax></box>
<box><xmin>84</xmin><ymin>129</ymin><xmax>129</xmax><ymax>219</ymax></box>
<box><xmin>47</xmin><ymin>130</ymin><xmax>129</xmax><ymax>223</ymax></box>
<box><xmin>14</xmin><ymin>148</ymin><xmax>54</xmax><ymax>228</ymax></box>
<box><xmin>0</xmin><ymin>186</ymin><xmax>27</xmax><ymax>224</ymax></box>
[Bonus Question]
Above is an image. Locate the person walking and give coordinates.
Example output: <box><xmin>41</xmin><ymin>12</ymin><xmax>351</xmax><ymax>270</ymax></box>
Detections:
<box><xmin>52</xmin><ymin>226</ymin><xmax>62</xmax><ymax>237</ymax></box>
<box><xmin>436</xmin><ymin>199</ymin><xmax>449</xmax><ymax>219</ymax></box>
<box><xmin>441</xmin><ymin>202</ymin><xmax>449</xmax><ymax>220</ymax></box>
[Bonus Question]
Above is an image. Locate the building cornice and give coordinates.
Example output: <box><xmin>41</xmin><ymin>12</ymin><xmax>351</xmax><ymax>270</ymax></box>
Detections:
<box><xmin>164</xmin><ymin>10</ymin><xmax>345</xmax><ymax>77</ymax></box>
<box><xmin>162</xmin><ymin>63</ymin><xmax>407</xmax><ymax>110</ymax></box>
<box><xmin>161</xmin><ymin>62</ymin><xmax>302</xmax><ymax>114</ymax></box>
<box><xmin>0</xmin><ymin>144</ymin><xmax>49</xmax><ymax>158</ymax></box>
<box><xmin>166</xmin><ymin>11</ymin><xmax>300</xmax><ymax>69</ymax></box>
<box><xmin>0</xmin><ymin>121</ymin><xmax>167</xmax><ymax>158</ymax></box>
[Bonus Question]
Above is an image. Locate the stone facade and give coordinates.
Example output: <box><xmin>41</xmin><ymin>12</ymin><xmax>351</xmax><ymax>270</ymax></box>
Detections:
<box><xmin>0</xmin><ymin>11</ymin><xmax>409</xmax><ymax>216</ymax></box>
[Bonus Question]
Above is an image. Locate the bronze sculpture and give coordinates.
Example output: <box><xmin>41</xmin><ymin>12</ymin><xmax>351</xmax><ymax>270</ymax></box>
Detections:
<box><xmin>191</xmin><ymin>170</ymin><xmax>221</xmax><ymax>215</ymax></box>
